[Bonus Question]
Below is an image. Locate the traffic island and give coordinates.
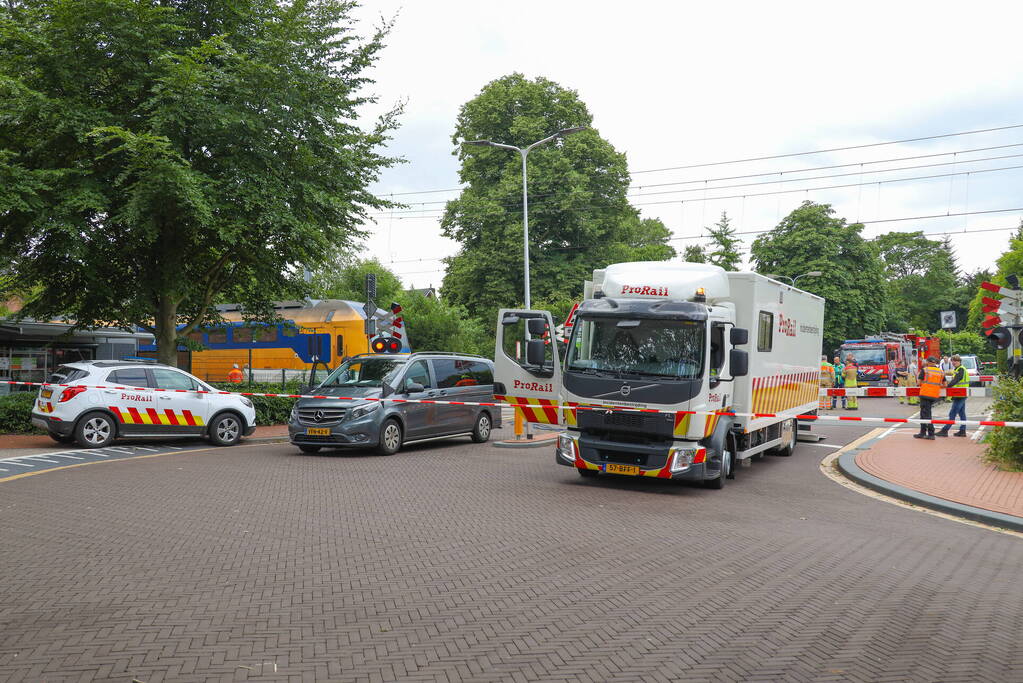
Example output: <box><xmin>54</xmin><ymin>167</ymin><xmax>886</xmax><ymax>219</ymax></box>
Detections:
<box><xmin>837</xmin><ymin>430</ymin><xmax>1023</xmax><ymax>532</ymax></box>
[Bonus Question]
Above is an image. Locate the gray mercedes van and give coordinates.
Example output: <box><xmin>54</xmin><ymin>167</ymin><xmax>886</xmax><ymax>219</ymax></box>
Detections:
<box><xmin>288</xmin><ymin>352</ymin><xmax>501</xmax><ymax>455</ymax></box>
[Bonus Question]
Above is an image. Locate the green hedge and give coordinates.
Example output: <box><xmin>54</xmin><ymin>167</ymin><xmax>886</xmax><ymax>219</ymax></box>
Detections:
<box><xmin>208</xmin><ymin>382</ymin><xmax>298</xmax><ymax>426</ymax></box>
<box><xmin>984</xmin><ymin>375</ymin><xmax>1023</xmax><ymax>471</ymax></box>
<box><xmin>0</xmin><ymin>392</ymin><xmax>43</xmax><ymax>434</ymax></box>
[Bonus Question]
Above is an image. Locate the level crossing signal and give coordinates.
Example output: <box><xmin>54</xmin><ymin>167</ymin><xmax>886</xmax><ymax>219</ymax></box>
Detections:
<box><xmin>371</xmin><ymin>336</ymin><xmax>402</xmax><ymax>353</ymax></box>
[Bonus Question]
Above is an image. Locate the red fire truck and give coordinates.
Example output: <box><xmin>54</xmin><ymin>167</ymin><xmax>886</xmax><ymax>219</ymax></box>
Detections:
<box><xmin>837</xmin><ymin>334</ymin><xmax>940</xmax><ymax>385</ymax></box>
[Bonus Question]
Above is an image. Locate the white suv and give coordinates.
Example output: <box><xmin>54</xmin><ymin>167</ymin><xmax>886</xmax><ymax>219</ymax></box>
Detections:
<box><xmin>31</xmin><ymin>360</ymin><xmax>257</xmax><ymax>448</ymax></box>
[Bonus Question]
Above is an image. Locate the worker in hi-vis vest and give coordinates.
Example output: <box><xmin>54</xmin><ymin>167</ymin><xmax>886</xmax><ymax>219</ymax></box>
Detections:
<box><xmin>937</xmin><ymin>355</ymin><xmax>969</xmax><ymax>437</ymax></box>
<box><xmin>914</xmin><ymin>356</ymin><xmax>946</xmax><ymax>440</ymax></box>
<box><xmin>819</xmin><ymin>355</ymin><xmax>835</xmax><ymax>411</ymax></box>
<box><xmin>842</xmin><ymin>356</ymin><xmax>859</xmax><ymax>410</ymax></box>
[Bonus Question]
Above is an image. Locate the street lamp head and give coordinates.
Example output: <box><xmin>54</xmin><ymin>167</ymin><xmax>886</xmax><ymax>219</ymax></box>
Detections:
<box><xmin>462</xmin><ymin>140</ymin><xmax>495</xmax><ymax>147</ymax></box>
<box><xmin>804</xmin><ymin>271</ymin><xmax>823</xmax><ymax>277</ymax></box>
<box><xmin>557</xmin><ymin>126</ymin><xmax>587</xmax><ymax>137</ymax></box>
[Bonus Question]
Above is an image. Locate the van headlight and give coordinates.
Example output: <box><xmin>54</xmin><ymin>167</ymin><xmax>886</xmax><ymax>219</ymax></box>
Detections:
<box><xmin>349</xmin><ymin>402</ymin><xmax>380</xmax><ymax>420</ymax></box>
<box><xmin>557</xmin><ymin>434</ymin><xmax>576</xmax><ymax>462</ymax></box>
<box><xmin>290</xmin><ymin>404</ymin><xmax>299</xmax><ymax>421</ymax></box>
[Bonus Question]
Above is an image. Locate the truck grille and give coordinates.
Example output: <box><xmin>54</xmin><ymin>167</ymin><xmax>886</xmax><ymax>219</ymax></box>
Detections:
<box><xmin>298</xmin><ymin>407</ymin><xmax>347</xmax><ymax>425</ymax></box>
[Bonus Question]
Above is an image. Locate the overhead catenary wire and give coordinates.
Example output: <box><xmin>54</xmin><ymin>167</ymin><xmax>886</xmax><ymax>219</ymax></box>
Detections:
<box><xmin>366</xmin><ymin>162</ymin><xmax>1023</xmax><ymax>218</ymax></box>
<box><xmin>370</xmin><ymin>124</ymin><xmax>1023</xmax><ymax>198</ymax></box>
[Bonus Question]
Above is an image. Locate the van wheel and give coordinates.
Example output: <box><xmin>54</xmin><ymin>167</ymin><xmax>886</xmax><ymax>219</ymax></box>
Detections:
<box><xmin>471</xmin><ymin>412</ymin><xmax>492</xmax><ymax>443</ymax></box>
<box><xmin>75</xmin><ymin>413</ymin><xmax>115</xmax><ymax>449</ymax></box>
<box><xmin>377</xmin><ymin>419</ymin><xmax>403</xmax><ymax>455</ymax></box>
<box><xmin>703</xmin><ymin>449</ymin><xmax>730</xmax><ymax>489</ymax></box>
<box><xmin>208</xmin><ymin>413</ymin><xmax>242</xmax><ymax>446</ymax></box>
<box><xmin>298</xmin><ymin>445</ymin><xmax>321</xmax><ymax>454</ymax></box>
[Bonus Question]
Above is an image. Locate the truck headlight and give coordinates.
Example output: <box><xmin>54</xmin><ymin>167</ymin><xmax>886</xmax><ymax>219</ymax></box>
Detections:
<box><xmin>557</xmin><ymin>434</ymin><xmax>575</xmax><ymax>462</ymax></box>
<box><xmin>671</xmin><ymin>448</ymin><xmax>698</xmax><ymax>473</ymax></box>
<box><xmin>349</xmin><ymin>402</ymin><xmax>380</xmax><ymax>420</ymax></box>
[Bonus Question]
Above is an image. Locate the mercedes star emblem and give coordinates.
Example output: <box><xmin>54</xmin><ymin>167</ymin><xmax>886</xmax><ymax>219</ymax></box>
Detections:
<box><xmin>314</xmin><ymin>409</ymin><xmax>325</xmax><ymax>422</ymax></box>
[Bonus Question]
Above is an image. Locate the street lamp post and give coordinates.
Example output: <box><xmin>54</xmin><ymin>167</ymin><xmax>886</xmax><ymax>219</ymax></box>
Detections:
<box><xmin>462</xmin><ymin>126</ymin><xmax>586</xmax><ymax>309</ymax></box>
<box><xmin>767</xmin><ymin>271</ymin><xmax>822</xmax><ymax>288</ymax></box>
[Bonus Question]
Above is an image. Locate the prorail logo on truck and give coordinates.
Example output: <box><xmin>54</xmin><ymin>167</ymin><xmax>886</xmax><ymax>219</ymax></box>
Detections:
<box><xmin>777</xmin><ymin>314</ymin><xmax>797</xmax><ymax>337</ymax></box>
<box><xmin>513</xmin><ymin>379</ymin><xmax>554</xmax><ymax>392</ymax></box>
<box><xmin>621</xmin><ymin>285</ymin><xmax>669</xmax><ymax>296</ymax></box>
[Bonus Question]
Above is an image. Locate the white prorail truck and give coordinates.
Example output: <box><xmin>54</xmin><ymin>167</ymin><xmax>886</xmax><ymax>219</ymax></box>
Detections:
<box><xmin>494</xmin><ymin>261</ymin><xmax>825</xmax><ymax>488</ymax></box>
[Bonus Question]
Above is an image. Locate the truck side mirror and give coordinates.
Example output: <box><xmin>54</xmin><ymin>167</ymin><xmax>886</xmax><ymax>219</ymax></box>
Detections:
<box><xmin>730</xmin><ymin>328</ymin><xmax>749</xmax><ymax>346</ymax></box>
<box><xmin>729</xmin><ymin>349</ymin><xmax>749</xmax><ymax>377</ymax></box>
<box><xmin>527</xmin><ymin>318</ymin><xmax>547</xmax><ymax>335</ymax></box>
<box><xmin>501</xmin><ymin>314</ymin><xmax>520</xmax><ymax>325</ymax></box>
<box><xmin>526</xmin><ymin>339</ymin><xmax>547</xmax><ymax>366</ymax></box>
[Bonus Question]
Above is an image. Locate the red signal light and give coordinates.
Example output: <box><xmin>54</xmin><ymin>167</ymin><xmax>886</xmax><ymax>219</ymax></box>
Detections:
<box><xmin>370</xmin><ymin>336</ymin><xmax>402</xmax><ymax>354</ymax></box>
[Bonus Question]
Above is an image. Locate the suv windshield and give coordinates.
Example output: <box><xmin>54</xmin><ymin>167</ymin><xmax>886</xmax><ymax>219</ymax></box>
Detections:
<box><xmin>960</xmin><ymin>356</ymin><xmax>977</xmax><ymax>370</ymax></box>
<box><xmin>566</xmin><ymin>317</ymin><xmax>705</xmax><ymax>380</ymax></box>
<box><xmin>319</xmin><ymin>357</ymin><xmax>406</xmax><ymax>388</ymax></box>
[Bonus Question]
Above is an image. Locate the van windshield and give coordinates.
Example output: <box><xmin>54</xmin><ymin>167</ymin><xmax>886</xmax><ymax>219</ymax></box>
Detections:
<box><xmin>566</xmin><ymin>318</ymin><xmax>705</xmax><ymax>380</ymax></box>
<box><xmin>320</xmin><ymin>357</ymin><xmax>406</xmax><ymax>388</ymax></box>
<box><xmin>960</xmin><ymin>357</ymin><xmax>977</xmax><ymax>370</ymax></box>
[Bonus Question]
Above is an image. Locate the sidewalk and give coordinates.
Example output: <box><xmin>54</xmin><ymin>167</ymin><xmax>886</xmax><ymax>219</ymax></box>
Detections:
<box><xmin>838</xmin><ymin>427</ymin><xmax>1023</xmax><ymax>531</ymax></box>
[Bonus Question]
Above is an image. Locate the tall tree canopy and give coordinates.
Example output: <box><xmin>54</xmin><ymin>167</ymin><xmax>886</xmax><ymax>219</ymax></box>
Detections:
<box><xmin>874</xmin><ymin>231</ymin><xmax>962</xmax><ymax>331</ymax></box>
<box><xmin>440</xmin><ymin>73</ymin><xmax>673</xmax><ymax>319</ymax></box>
<box><xmin>705</xmin><ymin>211</ymin><xmax>742</xmax><ymax>271</ymax></box>
<box><xmin>0</xmin><ymin>0</ymin><xmax>397</xmax><ymax>364</ymax></box>
<box><xmin>751</xmin><ymin>201</ymin><xmax>888</xmax><ymax>352</ymax></box>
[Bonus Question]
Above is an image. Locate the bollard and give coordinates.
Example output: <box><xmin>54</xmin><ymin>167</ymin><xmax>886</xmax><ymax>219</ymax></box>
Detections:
<box><xmin>514</xmin><ymin>407</ymin><xmax>524</xmax><ymax>440</ymax></box>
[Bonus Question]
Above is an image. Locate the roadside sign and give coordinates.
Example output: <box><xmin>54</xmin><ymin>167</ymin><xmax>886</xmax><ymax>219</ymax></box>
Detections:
<box><xmin>363</xmin><ymin>300</ymin><xmax>377</xmax><ymax>318</ymax></box>
<box><xmin>365</xmin><ymin>273</ymin><xmax>377</xmax><ymax>300</ymax></box>
<box><xmin>364</xmin><ymin>319</ymin><xmax>377</xmax><ymax>336</ymax></box>
<box><xmin>940</xmin><ymin>311</ymin><xmax>956</xmax><ymax>329</ymax></box>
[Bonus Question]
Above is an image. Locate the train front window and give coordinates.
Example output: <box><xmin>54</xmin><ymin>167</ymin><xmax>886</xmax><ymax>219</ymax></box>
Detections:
<box><xmin>320</xmin><ymin>358</ymin><xmax>406</xmax><ymax>388</ymax></box>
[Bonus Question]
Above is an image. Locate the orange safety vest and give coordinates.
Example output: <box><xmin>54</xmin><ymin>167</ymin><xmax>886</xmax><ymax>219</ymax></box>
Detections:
<box><xmin>227</xmin><ymin>368</ymin><xmax>244</xmax><ymax>383</ymax></box>
<box><xmin>918</xmin><ymin>366</ymin><xmax>944</xmax><ymax>399</ymax></box>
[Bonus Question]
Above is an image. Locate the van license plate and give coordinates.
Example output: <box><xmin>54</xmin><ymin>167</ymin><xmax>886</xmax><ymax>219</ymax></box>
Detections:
<box><xmin>306</xmin><ymin>428</ymin><xmax>330</xmax><ymax>436</ymax></box>
<box><xmin>41</xmin><ymin>389</ymin><xmax>52</xmax><ymax>399</ymax></box>
<box><xmin>605</xmin><ymin>463</ymin><xmax>640</xmax><ymax>476</ymax></box>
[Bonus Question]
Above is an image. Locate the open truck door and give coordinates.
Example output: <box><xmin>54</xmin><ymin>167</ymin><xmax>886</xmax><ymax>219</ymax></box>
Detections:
<box><xmin>494</xmin><ymin>309</ymin><xmax>563</xmax><ymax>425</ymax></box>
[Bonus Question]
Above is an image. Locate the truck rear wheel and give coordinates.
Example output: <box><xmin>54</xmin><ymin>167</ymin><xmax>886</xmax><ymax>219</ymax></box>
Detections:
<box><xmin>773</xmin><ymin>418</ymin><xmax>798</xmax><ymax>457</ymax></box>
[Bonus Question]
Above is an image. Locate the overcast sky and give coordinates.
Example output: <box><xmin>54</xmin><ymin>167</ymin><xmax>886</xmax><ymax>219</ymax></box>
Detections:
<box><xmin>349</xmin><ymin>1</ymin><xmax>1020</xmax><ymax>290</ymax></box>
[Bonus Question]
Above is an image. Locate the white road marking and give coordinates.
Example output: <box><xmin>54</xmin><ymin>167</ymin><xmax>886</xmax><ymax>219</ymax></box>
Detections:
<box><xmin>23</xmin><ymin>456</ymin><xmax>57</xmax><ymax>463</ymax></box>
<box><xmin>52</xmin><ymin>454</ymin><xmax>83</xmax><ymax>460</ymax></box>
<box><xmin>106</xmin><ymin>447</ymin><xmax>133</xmax><ymax>453</ymax></box>
<box><xmin>135</xmin><ymin>446</ymin><xmax>158</xmax><ymax>451</ymax></box>
<box><xmin>802</xmin><ymin>443</ymin><xmax>840</xmax><ymax>449</ymax></box>
<box><xmin>7</xmin><ymin>461</ymin><xmax>36</xmax><ymax>467</ymax></box>
<box><xmin>89</xmin><ymin>451</ymin><xmax>110</xmax><ymax>457</ymax></box>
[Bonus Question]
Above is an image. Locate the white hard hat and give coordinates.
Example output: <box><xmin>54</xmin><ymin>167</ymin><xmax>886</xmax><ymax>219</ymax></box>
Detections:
<box><xmin>232</xmin><ymin>364</ymin><xmax>239</xmax><ymax>369</ymax></box>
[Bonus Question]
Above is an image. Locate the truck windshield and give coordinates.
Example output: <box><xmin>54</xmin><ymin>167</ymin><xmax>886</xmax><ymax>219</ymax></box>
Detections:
<box><xmin>320</xmin><ymin>357</ymin><xmax>406</xmax><ymax>388</ymax></box>
<box><xmin>566</xmin><ymin>318</ymin><xmax>705</xmax><ymax>380</ymax></box>
<box><xmin>844</xmin><ymin>348</ymin><xmax>886</xmax><ymax>365</ymax></box>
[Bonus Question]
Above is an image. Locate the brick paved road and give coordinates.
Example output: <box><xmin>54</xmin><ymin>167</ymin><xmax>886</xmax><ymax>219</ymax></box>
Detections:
<box><xmin>1</xmin><ymin>414</ymin><xmax>1021</xmax><ymax>682</ymax></box>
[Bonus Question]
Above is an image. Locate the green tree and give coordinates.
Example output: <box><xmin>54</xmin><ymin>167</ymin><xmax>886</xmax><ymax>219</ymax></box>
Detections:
<box><xmin>874</xmin><ymin>231</ymin><xmax>960</xmax><ymax>330</ymax></box>
<box><xmin>682</xmin><ymin>244</ymin><xmax>707</xmax><ymax>263</ymax></box>
<box><xmin>705</xmin><ymin>211</ymin><xmax>742</xmax><ymax>271</ymax></box>
<box><xmin>0</xmin><ymin>0</ymin><xmax>397</xmax><ymax>365</ymax></box>
<box><xmin>441</xmin><ymin>73</ymin><xmax>674</xmax><ymax>320</ymax></box>
<box><xmin>312</xmin><ymin>258</ymin><xmax>405</xmax><ymax>305</ymax></box>
<box><xmin>751</xmin><ymin>201</ymin><xmax>889</xmax><ymax>352</ymax></box>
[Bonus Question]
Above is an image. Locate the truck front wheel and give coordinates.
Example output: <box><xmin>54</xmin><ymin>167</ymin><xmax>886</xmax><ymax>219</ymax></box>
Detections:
<box><xmin>703</xmin><ymin>449</ymin><xmax>731</xmax><ymax>489</ymax></box>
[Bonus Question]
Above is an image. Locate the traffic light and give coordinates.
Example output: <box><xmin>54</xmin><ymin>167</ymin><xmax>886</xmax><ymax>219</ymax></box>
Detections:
<box><xmin>988</xmin><ymin>327</ymin><xmax>1013</xmax><ymax>350</ymax></box>
<box><xmin>370</xmin><ymin>336</ymin><xmax>402</xmax><ymax>354</ymax></box>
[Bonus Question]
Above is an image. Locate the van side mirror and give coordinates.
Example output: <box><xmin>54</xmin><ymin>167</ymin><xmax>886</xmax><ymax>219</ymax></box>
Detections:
<box><xmin>729</xmin><ymin>349</ymin><xmax>749</xmax><ymax>377</ymax></box>
<box><xmin>526</xmin><ymin>339</ymin><xmax>547</xmax><ymax>366</ymax></box>
<box><xmin>527</xmin><ymin>318</ymin><xmax>547</xmax><ymax>335</ymax></box>
<box><xmin>404</xmin><ymin>381</ymin><xmax>425</xmax><ymax>394</ymax></box>
<box><xmin>730</xmin><ymin>328</ymin><xmax>749</xmax><ymax>346</ymax></box>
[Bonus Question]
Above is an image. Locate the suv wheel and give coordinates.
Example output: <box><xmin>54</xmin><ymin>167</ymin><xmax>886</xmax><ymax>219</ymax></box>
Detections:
<box><xmin>209</xmin><ymin>413</ymin><xmax>243</xmax><ymax>447</ymax></box>
<box><xmin>377</xmin><ymin>419</ymin><xmax>403</xmax><ymax>455</ymax></box>
<box><xmin>75</xmin><ymin>413</ymin><xmax>115</xmax><ymax>449</ymax></box>
<box><xmin>471</xmin><ymin>412</ymin><xmax>492</xmax><ymax>443</ymax></box>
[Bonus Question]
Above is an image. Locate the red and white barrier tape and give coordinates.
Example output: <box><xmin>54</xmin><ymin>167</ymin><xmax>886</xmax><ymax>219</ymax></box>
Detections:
<box><xmin>10</xmin><ymin>380</ymin><xmax>1020</xmax><ymax>429</ymax></box>
<box><xmin>819</xmin><ymin>387</ymin><xmax>990</xmax><ymax>397</ymax></box>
